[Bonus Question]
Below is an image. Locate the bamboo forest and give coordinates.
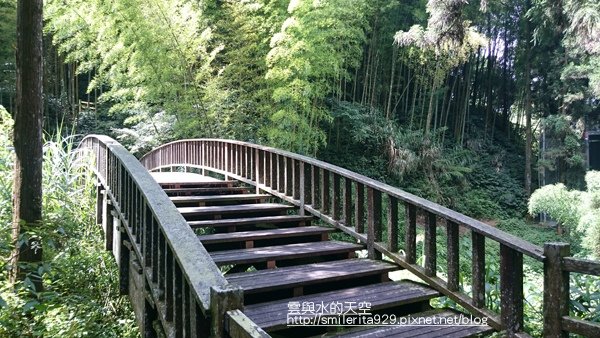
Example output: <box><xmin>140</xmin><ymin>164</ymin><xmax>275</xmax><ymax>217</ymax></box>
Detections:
<box><xmin>0</xmin><ymin>0</ymin><xmax>599</xmax><ymax>337</ymax></box>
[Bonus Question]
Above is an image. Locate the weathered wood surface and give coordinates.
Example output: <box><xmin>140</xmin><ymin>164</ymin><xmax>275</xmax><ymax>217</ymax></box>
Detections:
<box><xmin>563</xmin><ymin>257</ymin><xmax>600</xmax><ymax>276</ymax></box>
<box><xmin>198</xmin><ymin>226</ymin><xmax>333</xmax><ymax>244</ymax></box>
<box><xmin>164</xmin><ymin>186</ymin><xmax>249</xmax><ymax>195</ymax></box>
<box><xmin>225</xmin><ymin>310</ymin><xmax>271</xmax><ymax>338</ymax></box>
<box><xmin>210</xmin><ymin>241</ymin><xmax>363</xmax><ymax>266</ymax></box>
<box><xmin>226</xmin><ymin>259</ymin><xmax>398</xmax><ymax>294</ymax></box>
<box><xmin>244</xmin><ymin>281</ymin><xmax>439</xmax><ymax>331</ymax></box>
<box><xmin>561</xmin><ymin>316</ymin><xmax>600</xmax><ymax>337</ymax></box>
<box><xmin>333</xmin><ymin>309</ymin><xmax>494</xmax><ymax>337</ymax></box>
<box><xmin>150</xmin><ymin>172</ymin><xmax>222</xmax><ymax>184</ymax></box>
<box><xmin>178</xmin><ymin>203</ymin><xmax>294</xmax><ymax>218</ymax></box>
<box><xmin>170</xmin><ymin>194</ymin><xmax>270</xmax><ymax>205</ymax></box>
<box><xmin>187</xmin><ymin>215</ymin><xmax>313</xmax><ymax>229</ymax></box>
<box><xmin>543</xmin><ymin>243</ymin><xmax>570</xmax><ymax>338</ymax></box>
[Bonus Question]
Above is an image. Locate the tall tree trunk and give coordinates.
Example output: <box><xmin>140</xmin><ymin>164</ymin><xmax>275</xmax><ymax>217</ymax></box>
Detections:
<box><xmin>386</xmin><ymin>47</ymin><xmax>397</xmax><ymax>120</ymax></box>
<box><xmin>11</xmin><ymin>0</ymin><xmax>44</xmax><ymax>290</ymax></box>
<box><xmin>524</xmin><ymin>0</ymin><xmax>533</xmax><ymax>197</ymax></box>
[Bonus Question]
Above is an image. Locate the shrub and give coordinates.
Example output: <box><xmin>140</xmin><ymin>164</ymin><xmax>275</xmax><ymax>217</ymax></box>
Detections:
<box><xmin>0</xmin><ymin>107</ymin><xmax>138</xmax><ymax>337</ymax></box>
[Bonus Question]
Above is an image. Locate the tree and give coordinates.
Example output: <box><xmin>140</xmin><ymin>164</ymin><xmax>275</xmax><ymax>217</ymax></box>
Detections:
<box><xmin>265</xmin><ymin>0</ymin><xmax>368</xmax><ymax>155</ymax></box>
<box><xmin>10</xmin><ymin>0</ymin><xmax>44</xmax><ymax>289</ymax></box>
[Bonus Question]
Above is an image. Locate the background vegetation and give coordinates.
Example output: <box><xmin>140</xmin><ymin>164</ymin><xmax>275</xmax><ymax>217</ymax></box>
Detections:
<box><xmin>0</xmin><ymin>0</ymin><xmax>598</xmax><ymax>336</ymax></box>
<box><xmin>0</xmin><ymin>106</ymin><xmax>138</xmax><ymax>337</ymax></box>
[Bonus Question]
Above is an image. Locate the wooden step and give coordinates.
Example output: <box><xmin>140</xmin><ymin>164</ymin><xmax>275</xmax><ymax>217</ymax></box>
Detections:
<box><xmin>151</xmin><ymin>172</ymin><xmax>223</xmax><ymax>184</ymax></box>
<box><xmin>210</xmin><ymin>241</ymin><xmax>363</xmax><ymax>266</ymax></box>
<box><xmin>198</xmin><ymin>226</ymin><xmax>334</xmax><ymax>245</ymax></box>
<box><xmin>187</xmin><ymin>215</ymin><xmax>314</xmax><ymax>229</ymax></box>
<box><xmin>170</xmin><ymin>194</ymin><xmax>271</xmax><ymax>206</ymax></box>
<box><xmin>179</xmin><ymin>203</ymin><xmax>295</xmax><ymax>220</ymax></box>
<box><xmin>332</xmin><ymin>309</ymin><xmax>494</xmax><ymax>337</ymax></box>
<box><xmin>163</xmin><ymin>186</ymin><xmax>249</xmax><ymax>196</ymax></box>
<box><xmin>226</xmin><ymin>259</ymin><xmax>399</xmax><ymax>295</ymax></box>
<box><xmin>159</xmin><ymin>180</ymin><xmax>236</xmax><ymax>188</ymax></box>
<box><xmin>244</xmin><ymin>281</ymin><xmax>440</xmax><ymax>332</ymax></box>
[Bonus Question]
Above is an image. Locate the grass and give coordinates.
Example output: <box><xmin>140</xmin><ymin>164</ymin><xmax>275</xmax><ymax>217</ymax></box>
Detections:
<box><xmin>0</xmin><ymin>109</ymin><xmax>138</xmax><ymax>337</ymax></box>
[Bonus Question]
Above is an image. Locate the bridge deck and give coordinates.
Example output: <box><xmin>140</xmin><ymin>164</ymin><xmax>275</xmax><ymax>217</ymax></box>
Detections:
<box><xmin>151</xmin><ymin>172</ymin><xmax>495</xmax><ymax>337</ymax></box>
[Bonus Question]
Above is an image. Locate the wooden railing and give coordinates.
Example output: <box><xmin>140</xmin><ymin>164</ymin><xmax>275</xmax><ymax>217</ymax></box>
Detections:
<box><xmin>544</xmin><ymin>243</ymin><xmax>600</xmax><ymax>337</ymax></box>
<box><xmin>140</xmin><ymin>139</ymin><xmax>600</xmax><ymax>338</ymax></box>
<box><xmin>79</xmin><ymin>135</ymin><xmax>253</xmax><ymax>338</ymax></box>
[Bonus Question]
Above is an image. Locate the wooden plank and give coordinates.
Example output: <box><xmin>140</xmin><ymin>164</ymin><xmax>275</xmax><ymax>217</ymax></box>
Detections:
<box><xmin>226</xmin><ymin>259</ymin><xmax>398</xmax><ymax>293</ymax></box>
<box><xmin>187</xmin><ymin>215</ymin><xmax>313</xmax><ymax>229</ymax></box>
<box><xmin>164</xmin><ymin>187</ymin><xmax>248</xmax><ymax>196</ymax></box>
<box><xmin>197</xmin><ymin>226</ymin><xmax>334</xmax><ymax>244</ymax></box>
<box><xmin>210</xmin><ymin>241</ymin><xmax>363</xmax><ymax>266</ymax></box>
<box><xmin>169</xmin><ymin>194</ymin><xmax>270</xmax><ymax>204</ymax></box>
<box><xmin>561</xmin><ymin>316</ymin><xmax>600</xmax><ymax>337</ymax></box>
<box><xmin>563</xmin><ymin>257</ymin><xmax>600</xmax><ymax>276</ymax></box>
<box><xmin>150</xmin><ymin>172</ymin><xmax>223</xmax><ymax>184</ymax></box>
<box><xmin>178</xmin><ymin>203</ymin><xmax>294</xmax><ymax>217</ymax></box>
<box><xmin>244</xmin><ymin>281</ymin><xmax>439</xmax><ymax>331</ymax></box>
<box><xmin>333</xmin><ymin>309</ymin><xmax>494</xmax><ymax>337</ymax></box>
<box><xmin>543</xmin><ymin>243</ymin><xmax>570</xmax><ymax>338</ymax></box>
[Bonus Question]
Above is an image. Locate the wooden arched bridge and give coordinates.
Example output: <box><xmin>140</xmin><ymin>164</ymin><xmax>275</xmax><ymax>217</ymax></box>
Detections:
<box><xmin>79</xmin><ymin>135</ymin><xmax>600</xmax><ymax>338</ymax></box>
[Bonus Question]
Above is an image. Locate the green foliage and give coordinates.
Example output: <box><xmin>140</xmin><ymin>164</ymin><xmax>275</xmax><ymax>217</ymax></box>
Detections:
<box><xmin>0</xmin><ymin>111</ymin><xmax>137</xmax><ymax>337</ymax></box>
<box><xmin>529</xmin><ymin>171</ymin><xmax>600</xmax><ymax>258</ymax></box>
<box><xmin>265</xmin><ymin>0</ymin><xmax>368</xmax><ymax>155</ymax></box>
<box><xmin>45</xmin><ymin>0</ymin><xmax>223</xmax><ymax>137</ymax></box>
<box><xmin>0</xmin><ymin>0</ymin><xmax>16</xmax><ymax>109</ymax></box>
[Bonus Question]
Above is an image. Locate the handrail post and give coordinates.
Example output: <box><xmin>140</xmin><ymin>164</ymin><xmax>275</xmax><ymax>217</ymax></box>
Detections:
<box><xmin>210</xmin><ymin>284</ymin><xmax>244</xmax><ymax>338</ymax></box>
<box><xmin>500</xmin><ymin>244</ymin><xmax>524</xmax><ymax>336</ymax></box>
<box><xmin>543</xmin><ymin>242</ymin><xmax>570</xmax><ymax>338</ymax></box>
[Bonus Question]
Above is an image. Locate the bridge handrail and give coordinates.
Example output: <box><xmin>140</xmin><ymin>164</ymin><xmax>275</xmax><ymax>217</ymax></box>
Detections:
<box><xmin>141</xmin><ymin>139</ymin><xmax>544</xmax><ymax>259</ymax></box>
<box><xmin>80</xmin><ymin>135</ymin><xmax>238</xmax><ymax>337</ymax></box>
<box><xmin>139</xmin><ymin>139</ymin><xmax>541</xmax><ymax>334</ymax></box>
<box><xmin>140</xmin><ymin>138</ymin><xmax>600</xmax><ymax>337</ymax></box>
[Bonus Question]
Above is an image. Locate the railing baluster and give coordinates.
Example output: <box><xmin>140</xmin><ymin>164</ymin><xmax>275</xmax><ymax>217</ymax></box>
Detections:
<box><xmin>355</xmin><ymin>184</ymin><xmax>364</xmax><ymax>233</ymax></box>
<box><xmin>174</xmin><ymin>264</ymin><xmax>183</xmax><ymax>336</ymax></box>
<box><xmin>425</xmin><ymin>212</ymin><xmax>437</xmax><ymax>276</ymax></box>
<box><xmin>166</xmin><ymin>248</ymin><xmax>174</xmax><ymax>321</ymax></box>
<box><xmin>472</xmin><ymin>232</ymin><xmax>485</xmax><ymax>308</ymax></box>
<box><xmin>321</xmin><ymin>169</ymin><xmax>330</xmax><ymax>214</ymax></box>
<box><xmin>304</xmin><ymin>163</ymin><xmax>312</xmax><ymax>205</ymax></box>
<box><xmin>286</xmin><ymin>157</ymin><xmax>293</xmax><ymax>196</ymax></box>
<box><xmin>405</xmin><ymin>203</ymin><xmax>416</xmax><ymax>264</ymax></box>
<box><xmin>367</xmin><ymin>187</ymin><xmax>382</xmax><ymax>259</ymax></box>
<box><xmin>344</xmin><ymin>179</ymin><xmax>352</xmax><ymax>227</ymax></box>
<box><xmin>280</xmin><ymin>156</ymin><xmax>286</xmax><ymax>194</ymax></box>
<box><xmin>293</xmin><ymin>159</ymin><xmax>300</xmax><ymax>200</ymax></box>
<box><xmin>144</xmin><ymin>206</ymin><xmax>152</xmax><ymax>267</ymax></box>
<box><xmin>447</xmin><ymin>220</ymin><xmax>459</xmax><ymax>291</ymax></box>
<box><xmin>332</xmin><ymin>174</ymin><xmax>341</xmax><ymax>221</ymax></box>
<box><xmin>312</xmin><ymin>166</ymin><xmax>320</xmax><ymax>209</ymax></box>
<box><xmin>184</xmin><ymin>282</ymin><xmax>191</xmax><ymax>336</ymax></box>
<box><xmin>387</xmin><ymin>196</ymin><xmax>398</xmax><ymax>252</ymax></box>
<box><xmin>500</xmin><ymin>244</ymin><xmax>524</xmax><ymax>334</ymax></box>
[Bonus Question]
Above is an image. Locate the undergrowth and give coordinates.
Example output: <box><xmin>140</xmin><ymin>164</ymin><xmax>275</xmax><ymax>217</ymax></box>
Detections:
<box><xmin>0</xmin><ymin>106</ymin><xmax>138</xmax><ymax>337</ymax></box>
